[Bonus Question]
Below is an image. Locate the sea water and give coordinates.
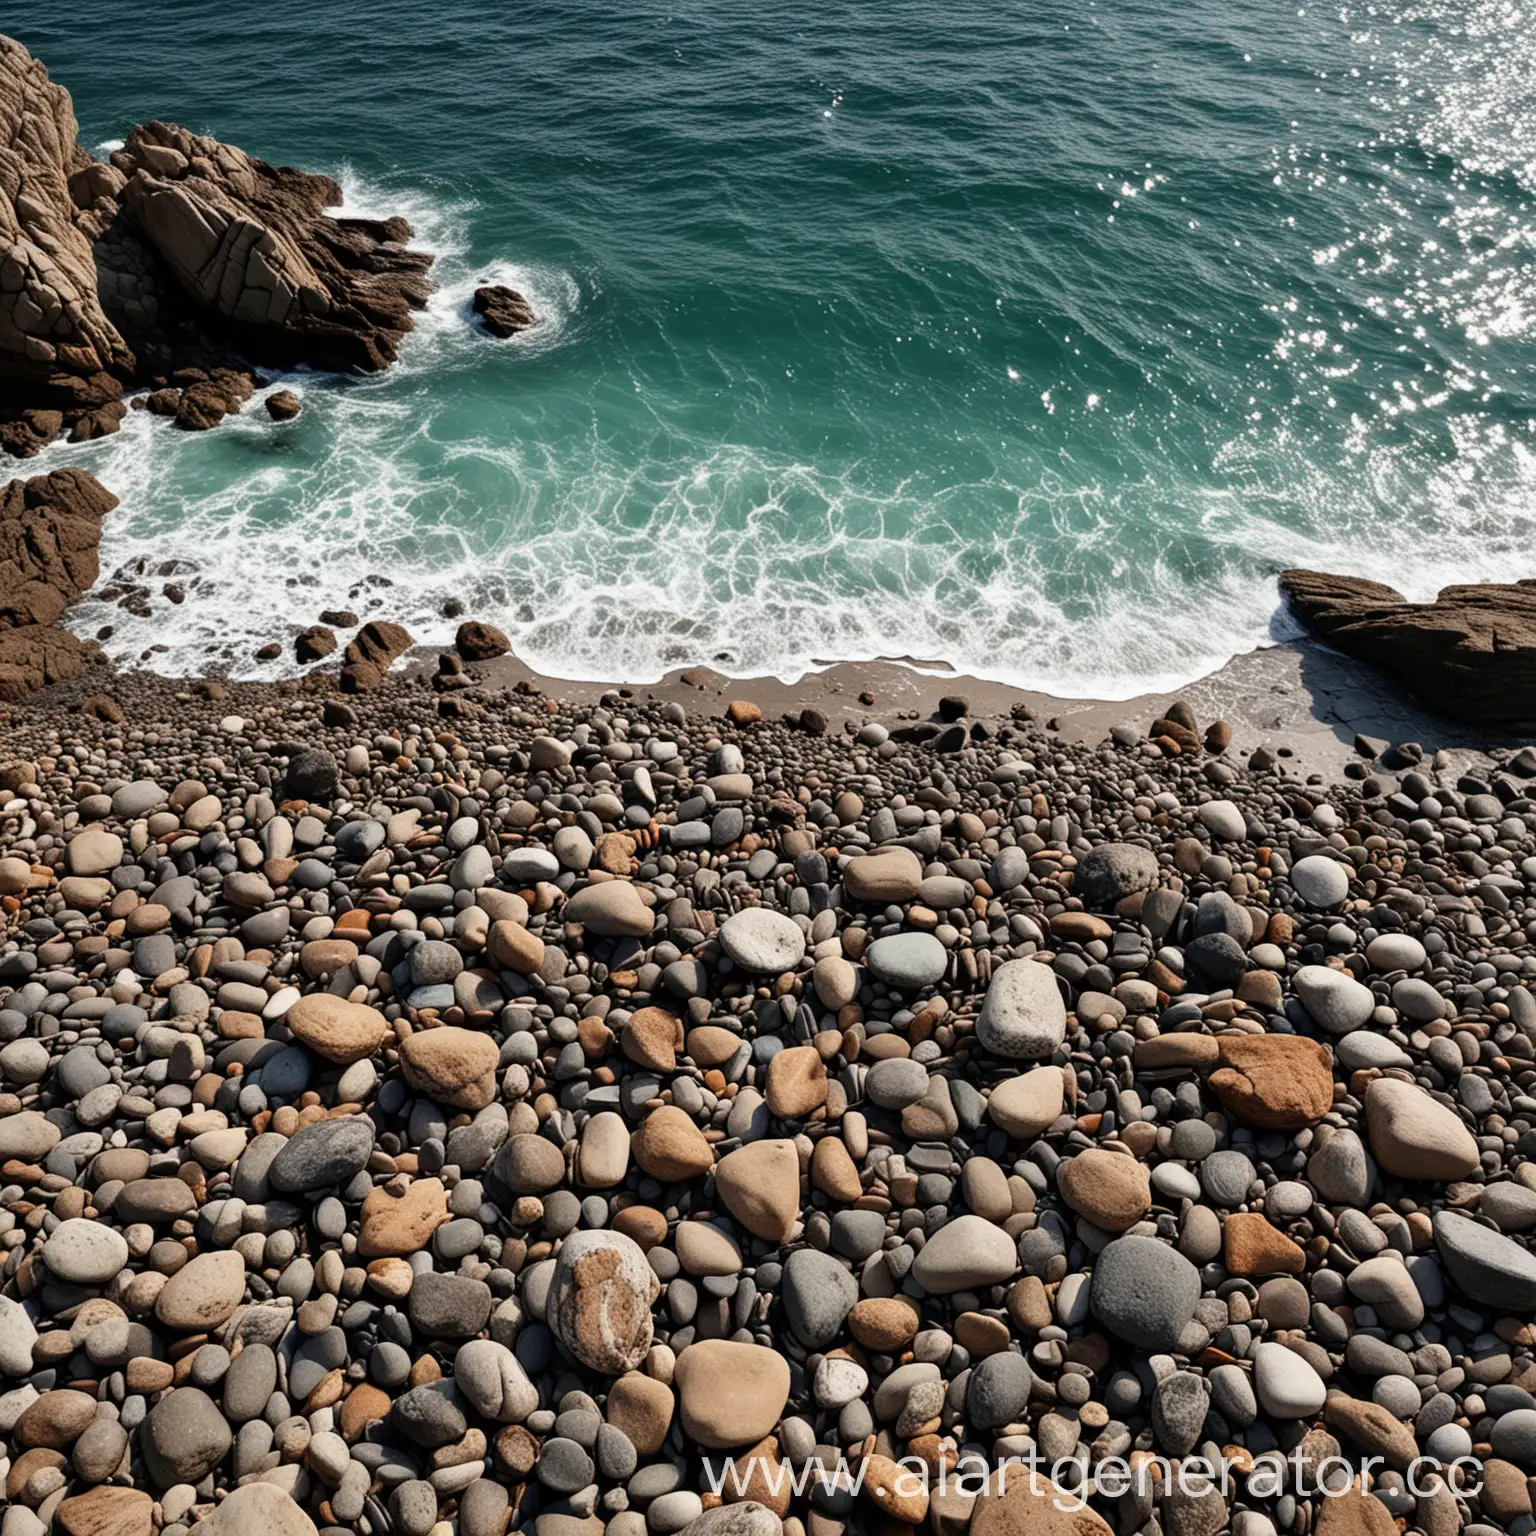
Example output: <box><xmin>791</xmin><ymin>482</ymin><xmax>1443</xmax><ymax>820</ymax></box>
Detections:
<box><xmin>14</xmin><ymin>0</ymin><xmax>1536</xmax><ymax>694</ymax></box>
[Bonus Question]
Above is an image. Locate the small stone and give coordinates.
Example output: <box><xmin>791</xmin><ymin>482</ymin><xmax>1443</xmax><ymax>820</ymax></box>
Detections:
<box><xmin>1209</xmin><ymin>1035</ymin><xmax>1334</xmax><ymax>1129</ymax></box>
<box><xmin>1289</xmin><ymin>855</ymin><xmax>1349</xmax><ymax>908</ymax></box>
<box><xmin>269</xmin><ymin>1116</ymin><xmax>375</xmax><ymax>1192</ymax></box>
<box><xmin>631</xmin><ymin>1105</ymin><xmax>715</xmax><ymax>1181</ymax></box>
<box><xmin>1057</xmin><ymin>1148</ymin><xmax>1150</xmax><ymax>1232</ymax></box>
<box><xmin>155</xmin><ymin>1251</ymin><xmax>246</xmax><ymax>1330</ymax></box>
<box><xmin>764</xmin><ymin>1045</ymin><xmax>827</xmax><ymax>1117</ymax></box>
<box><xmin>1293</xmin><ymin>964</ymin><xmax>1375</xmax><ymax>1034</ymax></box>
<box><xmin>358</xmin><ymin>1177</ymin><xmax>450</xmax><ymax>1256</ymax></box>
<box><xmin>1434</xmin><ymin>1210</ymin><xmax>1536</xmax><ymax>1309</ymax></box>
<box><xmin>715</xmin><ymin>1140</ymin><xmax>800</xmax><ymax>1241</ymax></box>
<box><xmin>454</xmin><ymin>1338</ymin><xmax>538</xmax><ymax>1422</ymax></box>
<box><xmin>865</xmin><ymin>932</ymin><xmax>947</xmax><ymax>989</ymax></box>
<box><xmin>66</xmin><ymin>829</ymin><xmax>122</xmax><ymax>876</ymax></box>
<box><xmin>1073</xmin><ymin>843</ymin><xmax>1159</xmax><ymax>910</ymax></box>
<box><xmin>844</xmin><ymin>848</ymin><xmax>922</xmax><ymax>902</ymax></box>
<box><xmin>564</xmin><ymin>881</ymin><xmax>654</xmax><ymax>937</ymax></box>
<box><xmin>781</xmin><ymin>1249</ymin><xmax>858</xmax><ymax>1347</ymax></box>
<box><xmin>605</xmin><ymin>1372</ymin><xmax>675</xmax><ymax>1455</ymax></box>
<box><xmin>399</xmin><ymin>1026</ymin><xmax>499</xmax><ymax>1110</ymax></box>
<box><xmin>911</xmin><ymin>1214</ymin><xmax>1018</xmax><ymax>1294</ymax></box>
<box><xmin>1089</xmin><ymin>1236</ymin><xmax>1201</xmax><ymax>1351</ymax></box>
<box><xmin>42</xmin><ymin>1219</ymin><xmax>128</xmax><ymax>1285</ymax></box>
<box><xmin>408</xmin><ymin>1271</ymin><xmax>493</xmax><ymax>1337</ymax></box>
<box><xmin>140</xmin><ymin>1387</ymin><xmax>232</xmax><ymax>1487</ymax></box>
<box><xmin>986</xmin><ymin>1066</ymin><xmax>1065</xmax><ymax>1137</ymax></box>
<box><xmin>285</xmin><ymin>994</ymin><xmax>390</xmax><ymax>1064</ymax></box>
<box><xmin>1365</xmin><ymin>1079</ymin><xmax>1479</xmax><ymax>1179</ymax></box>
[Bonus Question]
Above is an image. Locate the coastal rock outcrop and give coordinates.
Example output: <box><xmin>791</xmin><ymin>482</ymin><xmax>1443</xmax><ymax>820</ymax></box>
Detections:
<box><xmin>113</xmin><ymin>121</ymin><xmax>434</xmax><ymax>373</ymax></box>
<box><xmin>0</xmin><ymin>37</ymin><xmax>135</xmax><ymax>454</ymax></box>
<box><xmin>1279</xmin><ymin>568</ymin><xmax>1536</xmax><ymax>726</ymax></box>
<box><xmin>473</xmin><ymin>283</ymin><xmax>536</xmax><ymax>338</ymax></box>
<box><xmin>0</xmin><ymin>467</ymin><xmax>114</xmax><ymax>697</ymax></box>
<box><xmin>0</xmin><ymin>34</ymin><xmax>434</xmax><ymax>454</ymax></box>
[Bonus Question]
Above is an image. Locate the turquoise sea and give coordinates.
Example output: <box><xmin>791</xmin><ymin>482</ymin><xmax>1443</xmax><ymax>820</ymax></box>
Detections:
<box><xmin>14</xmin><ymin>0</ymin><xmax>1536</xmax><ymax>693</ymax></box>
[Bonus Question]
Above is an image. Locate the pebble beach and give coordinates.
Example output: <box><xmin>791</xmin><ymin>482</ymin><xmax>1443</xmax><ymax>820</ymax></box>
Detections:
<box><xmin>2</xmin><ymin>654</ymin><xmax>1536</xmax><ymax>1536</ymax></box>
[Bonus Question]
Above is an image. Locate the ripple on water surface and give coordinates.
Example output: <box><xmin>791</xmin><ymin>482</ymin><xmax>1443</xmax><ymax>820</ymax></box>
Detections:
<box><xmin>19</xmin><ymin>0</ymin><xmax>1536</xmax><ymax>692</ymax></box>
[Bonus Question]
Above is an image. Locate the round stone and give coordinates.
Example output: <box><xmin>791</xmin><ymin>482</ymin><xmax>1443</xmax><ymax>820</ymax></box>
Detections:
<box><xmin>1199</xmin><ymin>800</ymin><xmax>1247</xmax><ymax>842</ymax></box>
<box><xmin>673</xmin><ymin>1340</ymin><xmax>791</xmax><ymax>1448</ymax></box>
<box><xmin>1073</xmin><ymin>843</ymin><xmax>1159</xmax><ymax>910</ymax></box>
<box><xmin>42</xmin><ymin>1219</ymin><xmax>129</xmax><ymax>1285</ymax></box>
<box><xmin>155</xmin><ymin>1251</ymin><xmax>247</xmax><ymax>1330</ymax></box>
<box><xmin>865</xmin><ymin>933</ymin><xmax>946</xmax><ymax>989</ymax></box>
<box><xmin>285</xmin><ymin>994</ymin><xmax>390</xmax><ymax>1064</ymax></box>
<box><xmin>1253</xmin><ymin>1341</ymin><xmax>1326</xmax><ymax>1418</ymax></box>
<box><xmin>1365</xmin><ymin>933</ymin><xmax>1426</xmax><ymax>972</ymax></box>
<box><xmin>1289</xmin><ymin>855</ymin><xmax>1349</xmax><ymax>908</ymax></box>
<box><xmin>399</xmin><ymin>1026</ymin><xmax>500</xmax><ymax>1110</ymax></box>
<box><xmin>547</xmin><ymin>1230</ymin><xmax>659</xmax><ymax>1374</ymax></box>
<box><xmin>719</xmin><ymin>909</ymin><xmax>806</xmax><ymax>974</ymax></box>
<box><xmin>1058</xmin><ymin>1148</ymin><xmax>1151</xmax><ymax>1231</ymax></box>
<box><xmin>1293</xmin><ymin>964</ymin><xmax>1375</xmax><ymax>1035</ymax></box>
<box><xmin>140</xmin><ymin>1387</ymin><xmax>232</xmax><ymax>1487</ymax></box>
<box><xmin>1089</xmin><ymin>1236</ymin><xmax>1201</xmax><ymax>1351</ymax></box>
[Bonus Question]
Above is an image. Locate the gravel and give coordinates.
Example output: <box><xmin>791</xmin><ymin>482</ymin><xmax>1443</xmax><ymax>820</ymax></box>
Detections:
<box><xmin>3</xmin><ymin>663</ymin><xmax>1536</xmax><ymax>1536</ymax></box>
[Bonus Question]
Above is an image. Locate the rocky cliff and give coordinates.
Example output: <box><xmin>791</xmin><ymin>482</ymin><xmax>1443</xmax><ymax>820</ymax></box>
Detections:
<box><xmin>0</xmin><ymin>34</ymin><xmax>433</xmax><ymax>454</ymax></box>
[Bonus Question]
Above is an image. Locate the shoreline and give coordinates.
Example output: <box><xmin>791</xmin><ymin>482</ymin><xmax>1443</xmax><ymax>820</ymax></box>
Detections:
<box><xmin>14</xmin><ymin>629</ymin><xmax>1527</xmax><ymax>786</ymax></box>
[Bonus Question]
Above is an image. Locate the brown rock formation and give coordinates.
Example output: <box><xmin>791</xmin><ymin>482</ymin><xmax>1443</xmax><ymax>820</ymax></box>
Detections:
<box><xmin>455</xmin><ymin>619</ymin><xmax>511</xmax><ymax>660</ymax></box>
<box><xmin>341</xmin><ymin>619</ymin><xmax>414</xmax><ymax>692</ymax></box>
<box><xmin>0</xmin><ymin>35</ymin><xmax>434</xmax><ymax>455</ymax></box>
<box><xmin>472</xmin><ymin>284</ymin><xmax>536</xmax><ymax>338</ymax></box>
<box><xmin>0</xmin><ymin>38</ymin><xmax>134</xmax><ymax>454</ymax></box>
<box><xmin>0</xmin><ymin>467</ymin><xmax>115</xmax><ymax>698</ymax></box>
<box><xmin>1279</xmin><ymin>568</ymin><xmax>1536</xmax><ymax>726</ymax></box>
<box><xmin>113</xmin><ymin>121</ymin><xmax>434</xmax><ymax>373</ymax></box>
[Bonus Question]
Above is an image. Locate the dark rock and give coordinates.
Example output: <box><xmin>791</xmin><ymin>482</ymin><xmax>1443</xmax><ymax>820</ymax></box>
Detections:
<box><xmin>266</xmin><ymin>389</ymin><xmax>301</xmax><ymax>421</ymax></box>
<box><xmin>285</xmin><ymin>747</ymin><xmax>338</xmax><ymax>801</ymax></box>
<box><xmin>1280</xmin><ymin>568</ymin><xmax>1536</xmax><ymax>725</ymax></box>
<box><xmin>295</xmin><ymin>625</ymin><xmax>337</xmax><ymax>663</ymax></box>
<box><xmin>473</xmin><ymin>285</ymin><xmax>537</xmax><ymax>338</ymax></box>
<box><xmin>456</xmin><ymin>621</ymin><xmax>511</xmax><ymax>661</ymax></box>
<box><xmin>341</xmin><ymin>620</ymin><xmax>412</xmax><ymax>691</ymax></box>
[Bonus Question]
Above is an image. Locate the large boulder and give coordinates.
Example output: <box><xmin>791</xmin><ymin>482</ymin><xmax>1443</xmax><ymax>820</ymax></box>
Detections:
<box><xmin>0</xmin><ymin>468</ymin><xmax>117</xmax><ymax>628</ymax></box>
<box><xmin>1279</xmin><ymin>568</ymin><xmax>1536</xmax><ymax>725</ymax></box>
<box><xmin>114</xmin><ymin>121</ymin><xmax>434</xmax><ymax>373</ymax></box>
<box><xmin>0</xmin><ymin>467</ymin><xmax>115</xmax><ymax>698</ymax></box>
